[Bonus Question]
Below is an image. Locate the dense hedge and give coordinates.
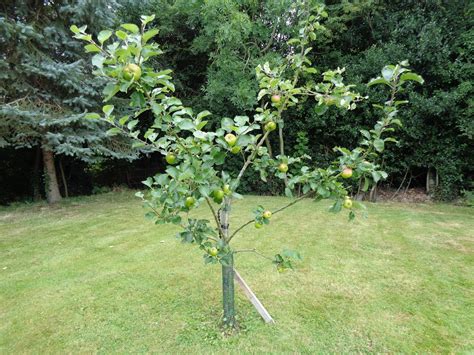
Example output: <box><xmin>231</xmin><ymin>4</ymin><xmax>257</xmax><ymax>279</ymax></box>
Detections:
<box><xmin>1</xmin><ymin>0</ymin><xmax>472</xmax><ymax>203</ymax></box>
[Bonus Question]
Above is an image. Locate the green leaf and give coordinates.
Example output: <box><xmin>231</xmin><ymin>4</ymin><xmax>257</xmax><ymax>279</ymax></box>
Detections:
<box><xmin>363</xmin><ymin>177</ymin><xmax>370</xmax><ymax>192</ymax></box>
<box><xmin>115</xmin><ymin>30</ymin><xmax>128</xmax><ymax>40</ymax></box>
<box><xmin>314</xmin><ymin>104</ymin><xmax>328</xmax><ymax>116</ymax></box>
<box><xmin>97</xmin><ymin>30</ymin><xmax>112</xmax><ymax>44</ymax></box>
<box><xmin>102</xmin><ymin>105</ymin><xmax>114</xmax><ymax>116</ymax></box>
<box><xmin>143</xmin><ymin>29</ymin><xmax>159</xmax><ymax>43</ymax></box>
<box><xmin>287</xmin><ymin>38</ymin><xmax>300</xmax><ymax>45</ymax></box>
<box><xmin>394</xmin><ymin>100</ymin><xmax>409</xmax><ymax>106</ymax></box>
<box><xmin>193</xmin><ymin>131</ymin><xmax>207</xmax><ymax>140</ymax></box>
<box><xmin>348</xmin><ymin>210</ymin><xmax>355</xmax><ymax>221</ymax></box>
<box><xmin>132</xmin><ymin>141</ymin><xmax>145</xmax><ymax>149</ymax></box>
<box><xmin>304</xmin><ymin>67</ymin><xmax>318</xmax><ymax>74</ymax></box>
<box><xmin>257</xmin><ymin>89</ymin><xmax>267</xmax><ymax>101</ymax></box>
<box><xmin>119</xmin><ymin>115</ymin><xmax>129</xmax><ymax>125</ymax></box>
<box><xmin>368</xmin><ymin>77</ymin><xmax>391</xmax><ymax>87</ymax></box>
<box><xmin>371</xmin><ymin>171</ymin><xmax>381</xmax><ymax>183</ymax></box>
<box><xmin>103</xmin><ymin>83</ymin><xmax>120</xmax><ymax>102</ymax></box>
<box><xmin>221</xmin><ymin>117</ymin><xmax>234</xmax><ymax>131</ymax></box>
<box><xmin>85</xmin><ymin>113</ymin><xmax>100</xmax><ymax>120</ymax></box>
<box><xmin>91</xmin><ymin>54</ymin><xmax>105</xmax><ymax>68</ymax></box>
<box><xmin>211</xmin><ymin>149</ymin><xmax>226</xmax><ymax>164</ymax></box>
<box><xmin>70</xmin><ymin>25</ymin><xmax>80</xmax><ymax>34</ymax></box>
<box><xmin>400</xmin><ymin>72</ymin><xmax>424</xmax><ymax>84</ymax></box>
<box><xmin>127</xmin><ymin>120</ymin><xmax>139</xmax><ymax>130</ymax></box>
<box><xmin>196</xmin><ymin>121</ymin><xmax>208</xmax><ymax>130</ymax></box>
<box><xmin>382</xmin><ymin>66</ymin><xmax>394</xmax><ymax>81</ymax></box>
<box><xmin>106</xmin><ymin>127</ymin><xmax>121</xmax><ymax>136</ymax></box>
<box><xmin>140</xmin><ymin>14</ymin><xmax>155</xmax><ymax>25</ymax></box>
<box><xmin>197</xmin><ymin>110</ymin><xmax>212</xmax><ymax>121</ymax></box>
<box><xmin>121</xmin><ymin>23</ymin><xmax>139</xmax><ymax>34</ymax></box>
<box><xmin>84</xmin><ymin>44</ymin><xmax>100</xmax><ymax>53</ymax></box>
<box><xmin>142</xmin><ymin>177</ymin><xmax>153</xmax><ymax>187</ymax></box>
<box><xmin>178</xmin><ymin>119</ymin><xmax>195</xmax><ymax>131</ymax></box>
<box><xmin>360</xmin><ymin>129</ymin><xmax>371</xmax><ymax>139</ymax></box>
<box><xmin>130</xmin><ymin>92</ymin><xmax>145</xmax><ymax>108</ymax></box>
<box><xmin>373</xmin><ymin>139</ymin><xmax>385</xmax><ymax>152</ymax></box>
<box><xmin>329</xmin><ymin>199</ymin><xmax>342</xmax><ymax>213</ymax></box>
<box><xmin>236</xmin><ymin>134</ymin><xmax>252</xmax><ymax>146</ymax></box>
<box><xmin>234</xmin><ymin>116</ymin><xmax>249</xmax><ymax>127</ymax></box>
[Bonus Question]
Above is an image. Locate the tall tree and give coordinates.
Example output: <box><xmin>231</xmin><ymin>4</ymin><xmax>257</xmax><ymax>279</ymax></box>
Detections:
<box><xmin>0</xmin><ymin>0</ymin><xmax>137</xmax><ymax>203</ymax></box>
<box><xmin>314</xmin><ymin>0</ymin><xmax>474</xmax><ymax>199</ymax></box>
<box><xmin>129</xmin><ymin>0</ymin><xmax>472</xmax><ymax>199</ymax></box>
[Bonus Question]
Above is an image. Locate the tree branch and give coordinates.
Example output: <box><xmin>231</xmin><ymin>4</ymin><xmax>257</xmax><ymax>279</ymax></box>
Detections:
<box><xmin>228</xmin><ymin>191</ymin><xmax>313</xmax><ymax>242</ymax></box>
<box><xmin>234</xmin><ymin>248</ymin><xmax>274</xmax><ymax>262</ymax></box>
<box><xmin>236</xmin><ymin>130</ymin><xmax>270</xmax><ymax>182</ymax></box>
<box><xmin>205</xmin><ymin>197</ymin><xmax>225</xmax><ymax>239</ymax></box>
<box><xmin>261</xmin><ymin>20</ymin><xmax>278</xmax><ymax>53</ymax></box>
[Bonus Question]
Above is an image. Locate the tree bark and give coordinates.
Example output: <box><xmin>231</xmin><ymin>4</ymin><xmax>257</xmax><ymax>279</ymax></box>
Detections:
<box><xmin>219</xmin><ymin>198</ymin><xmax>236</xmax><ymax>328</ymax></box>
<box><xmin>369</xmin><ymin>183</ymin><xmax>378</xmax><ymax>202</ymax></box>
<box><xmin>42</xmin><ymin>147</ymin><xmax>62</xmax><ymax>203</ymax></box>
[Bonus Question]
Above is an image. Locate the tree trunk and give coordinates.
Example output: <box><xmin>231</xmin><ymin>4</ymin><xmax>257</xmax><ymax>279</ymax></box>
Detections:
<box><xmin>426</xmin><ymin>167</ymin><xmax>431</xmax><ymax>193</ymax></box>
<box><xmin>369</xmin><ymin>183</ymin><xmax>378</xmax><ymax>202</ymax></box>
<box><xmin>42</xmin><ymin>147</ymin><xmax>62</xmax><ymax>203</ymax></box>
<box><xmin>32</xmin><ymin>146</ymin><xmax>42</xmax><ymax>201</ymax></box>
<box><xmin>426</xmin><ymin>167</ymin><xmax>438</xmax><ymax>195</ymax></box>
<box><xmin>219</xmin><ymin>198</ymin><xmax>236</xmax><ymax>328</ymax></box>
<box><xmin>222</xmin><ymin>253</ymin><xmax>236</xmax><ymax>328</ymax></box>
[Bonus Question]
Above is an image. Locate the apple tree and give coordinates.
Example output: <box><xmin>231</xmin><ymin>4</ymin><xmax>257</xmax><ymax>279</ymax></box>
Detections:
<box><xmin>72</xmin><ymin>3</ymin><xmax>422</xmax><ymax>329</ymax></box>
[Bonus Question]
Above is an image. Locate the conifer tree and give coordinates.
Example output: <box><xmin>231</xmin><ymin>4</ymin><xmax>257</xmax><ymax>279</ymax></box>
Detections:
<box><xmin>0</xmin><ymin>0</ymin><xmax>137</xmax><ymax>203</ymax></box>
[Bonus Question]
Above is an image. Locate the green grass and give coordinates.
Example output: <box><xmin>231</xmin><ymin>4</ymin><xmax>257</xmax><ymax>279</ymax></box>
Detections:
<box><xmin>1</xmin><ymin>191</ymin><xmax>473</xmax><ymax>353</ymax></box>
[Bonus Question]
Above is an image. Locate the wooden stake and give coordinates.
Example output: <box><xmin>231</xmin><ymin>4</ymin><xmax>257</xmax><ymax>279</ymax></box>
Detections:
<box><xmin>234</xmin><ymin>269</ymin><xmax>275</xmax><ymax>324</ymax></box>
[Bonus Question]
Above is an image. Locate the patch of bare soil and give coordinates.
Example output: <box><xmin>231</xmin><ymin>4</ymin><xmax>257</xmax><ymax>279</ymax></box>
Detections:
<box><xmin>375</xmin><ymin>187</ymin><xmax>432</xmax><ymax>203</ymax></box>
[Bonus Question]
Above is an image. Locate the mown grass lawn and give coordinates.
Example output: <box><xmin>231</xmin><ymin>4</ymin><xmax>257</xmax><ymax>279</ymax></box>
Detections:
<box><xmin>0</xmin><ymin>191</ymin><xmax>473</xmax><ymax>353</ymax></box>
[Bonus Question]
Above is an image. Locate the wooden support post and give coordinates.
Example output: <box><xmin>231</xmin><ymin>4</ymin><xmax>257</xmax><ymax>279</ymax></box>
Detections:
<box><xmin>234</xmin><ymin>269</ymin><xmax>275</xmax><ymax>324</ymax></box>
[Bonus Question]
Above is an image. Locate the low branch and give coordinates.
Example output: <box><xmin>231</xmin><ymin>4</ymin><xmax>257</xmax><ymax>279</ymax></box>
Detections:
<box><xmin>236</xmin><ymin>131</ymin><xmax>270</xmax><ymax>182</ymax></box>
<box><xmin>228</xmin><ymin>191</ymin><xmax>313</xmax><ymax>242</ymax></box>
<box><xmin>234</xmin><ymin>248</ymin><xmax>274</xmax><ymax>262</ymax></box>
<box><xmin>205</xmin><ymin>197</ymin><xmax>225</xmax><ymax>239</ymax></box>
<box><xmin>265</xmin><ymin>136</ymin><xmax>273</xmax><ymax>158</ymax></box>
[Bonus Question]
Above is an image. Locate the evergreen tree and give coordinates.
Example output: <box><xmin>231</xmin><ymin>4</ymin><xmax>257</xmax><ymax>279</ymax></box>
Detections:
<box><xmin>0</xmin><ymin>0</ymin><xmax>137</xmax><ymax>203</ymax></box>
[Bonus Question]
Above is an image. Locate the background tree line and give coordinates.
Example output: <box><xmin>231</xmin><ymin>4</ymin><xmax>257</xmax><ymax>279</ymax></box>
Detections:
<box><xmin>1</xmin><ymin>0</ymin><xmax>472</xmax><ymax>204</ymax></box>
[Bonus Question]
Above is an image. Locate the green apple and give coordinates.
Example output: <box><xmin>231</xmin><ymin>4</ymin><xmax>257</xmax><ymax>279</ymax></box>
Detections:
<box><xmin>341</xmin><ymin>167</ymin><xmax>353</xmax><ymax>179</ymax></box>
<box><xmin>185</xmin><ymin>196</ymin><xmax>195</xmax><ymax>208</ymax></box>
<box><xmin>123</xmin><ymin>63</ymin><xmax>141</xmax><ymax>81</ymax></box>
<box><xmin>278</xmin><ymin>163</ymin><xmax>288</xmax><ymax>173</ymax></box>
<box><xmin>254</xmin><ymin>222</ymin><xmax>263</xmax><ymax>229</ymax></box>
<box><xmin>223</xmin><ymin>184</ymin><xmax>231</xmax><ymax>195</ymax></box>
<box><xmin>224</xmin><ymin>133</ymin><xmax>237</xmax><ymax>146</ymax></box>
<box><xmin>165</xmin><ymin>152</ymin><xmax>177</xmax><ymax>165</ymax></box>
<box><xmin>263</xmin><ymin>210</ymin><xmax>272</xmax><ymax>219</ymax></box>
<box><xmin>209</xmin><ymin>247</ymin><xmax>218</xmax><ymax>257</ymax></box>
<box><xmin>213</xmin><ymin>189</ymin><xmax>225</xmax><ymax>203</ymax></box>
<box><xmin>230</xmin><ymin>146</ymin><xmax>241</xmax><ymax>154</ymax></box>
<box><xmin>264</xmin><ymin>121</ymin><xmax>277</xmax><ymax>132</ymax></box>
<box><xmin>271</xmin><ymin>94</ymin><xmax>281</xmax><ymax>104</ymax></box>
<box><xmin>343</xmin><ymin>197</ymin><xmax>353</xmax><ymax>209</ymax></box>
